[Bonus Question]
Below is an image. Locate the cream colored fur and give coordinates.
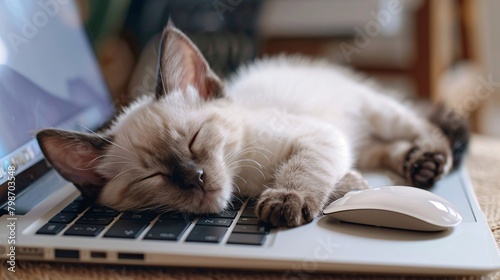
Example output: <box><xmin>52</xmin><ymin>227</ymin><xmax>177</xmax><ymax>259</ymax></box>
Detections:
<box><xmin>37</xmin><ymin>26</ymin><xmax>453</xmax><ymax>227</ymax></box>
<box><xmin>96</xmin><ymin>55</ymin><xmax>451</xmax><ymax>227</ymax></box>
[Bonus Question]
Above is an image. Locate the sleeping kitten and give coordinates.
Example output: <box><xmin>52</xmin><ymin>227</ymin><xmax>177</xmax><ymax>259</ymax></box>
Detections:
<box><xmin>36</xmin><ymin>24</ymin><xmax>469</xmax><ymax>227</ymax></box>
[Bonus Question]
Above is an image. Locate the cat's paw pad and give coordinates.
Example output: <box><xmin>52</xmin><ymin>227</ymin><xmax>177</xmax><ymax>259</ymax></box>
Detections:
<box><xmin>403</xmin><ymin>147</ymin><xmax>448</xmax><ymax>188</ymax></box>
<box><xmin>256</xmin><ymin>190</ymin><xmax>319</xmax><ymax>227</ymax></box>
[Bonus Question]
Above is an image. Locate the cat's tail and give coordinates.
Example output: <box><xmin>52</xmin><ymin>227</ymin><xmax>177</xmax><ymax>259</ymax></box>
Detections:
<box><xmin>424</xmin><ymin>103</ymin><xmax>471</xmax><ymax>169</ymax></box>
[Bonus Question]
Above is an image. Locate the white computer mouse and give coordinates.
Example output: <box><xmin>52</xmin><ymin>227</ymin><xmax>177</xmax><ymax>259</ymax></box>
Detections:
<box><xmin>323</xmin><ymin>186</ymin><xmax>463</xmax><ymax>231</ymax></box>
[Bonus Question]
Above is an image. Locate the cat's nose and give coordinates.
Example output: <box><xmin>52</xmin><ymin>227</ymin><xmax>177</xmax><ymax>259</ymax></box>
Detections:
<box><xmin>174</xmin><ymin>161</ymin><xmax>205</xmax><ymax>190</ymax></box>
<box><xmin>186</xmin><ymin>168</ymin><xmax>204</xmax><ymax>190</ymax></box>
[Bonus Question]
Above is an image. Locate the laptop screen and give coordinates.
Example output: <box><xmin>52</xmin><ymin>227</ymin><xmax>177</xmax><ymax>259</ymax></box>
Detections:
<box><xmin>0</xmin><ymin>0</ymin><xmax>114</xmax><ymax>202</ymax></box>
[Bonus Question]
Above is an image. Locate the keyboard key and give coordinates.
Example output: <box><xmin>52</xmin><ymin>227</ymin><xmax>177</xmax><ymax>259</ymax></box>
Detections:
<box><xmin>228</xmin><ymin>198</ymin><xmax>244</xmax><ymax>211</ymax></box>
<box><xmin>227</xmin><ymin>233</ymin><xmax>266</xmax><ymax>245</ymax></box>
<box><xmin>103</xmin><ymin>219</ymin><xmax>149</xmax><ymax>239</ymax></box>
<box><xmin>61</xmin><ymin>202</ymin><xmax>87</xmax><ymax>213</ymax></box>
<box><xmin>144</xmin><ymin>220</ymin><xmax>190</xmax><ymax>241</ymax></box>
<box><xmin>73</xmin><ymin>196</ymin><xmax>86</xmax><ymax>202</ymax></box>
<box><xmin>49</xmin><ymin>213</ymin><xmax>78</xmax><ymax>224</ymax></box>
<box><xmin>186</xmin><ymin>226</ymin><xmax>227</xmax><ymax>243</ymax></box>
<box><xmin>232</xmin><ymin>224</ymin><xmax>269</xmax><ymax>234</ymax></box>
<box><xmin>207</xmin><ymin>210</ymin><xmax>237</xmax><ymax>219</ymax></box>
<box><xmin>64</xmin><ymin>224</ymin><xmax>105</xmax><ymax>237</ymax></box>
<box><xmin>121</xmin><ymin>211</ymin><xmax>158</xmax><ymax>221</ymax></box>
<box><xmin>75</xmin><ymin>215</ymin><xmax>114</xmax><ymax>226</ymax></box>
<box><xmin>197</xmin><ymin>218</ymin><xmax>233</xmax><ymax>227</ymax></box>
<box><xmin>159</xmin><ymin>212</ymin><xmax>196</xmax><ymax>221</ymax></box>
<box><xmin>37</xmin><ymin>223</ymin><xmax>66</xmax><ymax>235</ymax></box>
<box><xmin>240</xmin><ymin>208</ymin><xmax>258</xmax><ymax>218</ymax></box>
<box><xmin>237</xmin><ymin>217</ymin><xmax>260</xmax><ymax>225</ymax></box>
<box><xmin>246</xmin><ymin>198</ymin><xmax>258</xmax><ymax>208</ymax></box>
<box><xmin>86</xmin><ymin>206</ymin><xmax>119</xmax><ymax>217</ymax></box>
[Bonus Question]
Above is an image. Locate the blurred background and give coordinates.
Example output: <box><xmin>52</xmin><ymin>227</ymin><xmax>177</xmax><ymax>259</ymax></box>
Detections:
<box><xmin>76</xmin><ymin>0</ymin><xmax>500</xmax><ymax>136</ymax></box>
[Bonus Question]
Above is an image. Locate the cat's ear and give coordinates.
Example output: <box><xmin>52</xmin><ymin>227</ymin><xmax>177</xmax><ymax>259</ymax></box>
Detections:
<box><xmin>155</xmin><ymin>22</ymin><xmax>224</xmax><ymax>100</ymax></box>
<box><xmin>36</xmin><ymin>129</ymin><xmax>111</xmax><ymax>200</ymax></box>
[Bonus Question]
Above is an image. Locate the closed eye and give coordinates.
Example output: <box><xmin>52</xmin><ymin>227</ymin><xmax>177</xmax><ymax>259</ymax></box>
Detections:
<box><xmin>135</xmin><ymin>172</ymin><xmax>169</xmax><ymax>183</ymax></box>
<box><xmin>189</xmin><ymin>129</ymin><xmax>200</xmax><ymax>152</ymax></box>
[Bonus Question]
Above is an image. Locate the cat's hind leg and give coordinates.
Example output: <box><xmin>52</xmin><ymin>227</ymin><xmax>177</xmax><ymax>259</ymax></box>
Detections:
<box><xmin>362</xmin><ymin>96</ymin><xmax>453</xmax><ymax>187</ymax></box>
<box><xmin>357</xmin><ymin>139</ymin><xmax>449</xmax><ymax>188</ymax></box>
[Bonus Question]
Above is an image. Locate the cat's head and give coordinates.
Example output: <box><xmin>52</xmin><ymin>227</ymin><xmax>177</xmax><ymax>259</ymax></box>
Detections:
<box><xmin>36</xmin><ymin>24</ymin><xmax>242</xmax><ymax>213</ymax></box>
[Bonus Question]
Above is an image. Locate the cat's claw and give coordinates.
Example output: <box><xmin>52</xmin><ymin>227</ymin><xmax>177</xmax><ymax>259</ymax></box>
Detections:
<box><xmin>256</xmin><ymin>189</ymin><xmax>318</xmax><ymax>227</ymax></box>
<box><xmin>404</xmin><ymin>147</ymin><xmax>448</xmax><ymax>189</ymax></box>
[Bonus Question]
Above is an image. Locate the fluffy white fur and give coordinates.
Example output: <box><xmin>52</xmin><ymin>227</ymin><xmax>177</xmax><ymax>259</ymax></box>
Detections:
<box><xmin>37</xmin><ymin>26</ymin><xmax>453</xmax><ymax>227</ymax></box>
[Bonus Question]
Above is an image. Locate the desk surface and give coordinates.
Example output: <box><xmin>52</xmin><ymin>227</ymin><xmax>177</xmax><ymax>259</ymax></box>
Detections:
<box><xmin>2</xmin><ymin>135</ymin><xmax>500</xmax><ymax>280</ymax></box>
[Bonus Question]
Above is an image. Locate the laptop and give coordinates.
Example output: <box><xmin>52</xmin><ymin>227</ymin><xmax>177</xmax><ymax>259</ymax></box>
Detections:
<box><xmin>1</xmin><ymin>1</ymin><xmax>499</xmax><ymax>276</ymax></box>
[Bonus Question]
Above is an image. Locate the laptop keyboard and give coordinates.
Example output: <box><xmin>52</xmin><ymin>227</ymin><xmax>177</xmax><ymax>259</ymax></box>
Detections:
<box><xmin>36</xmin><ymin>197</ymin><xmax>271</xmax><ymax>246</ymax></box>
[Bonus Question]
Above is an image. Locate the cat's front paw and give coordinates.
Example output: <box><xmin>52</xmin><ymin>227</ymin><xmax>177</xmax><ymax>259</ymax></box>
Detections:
<box><xmin>403</xmin><ymin>146</ymin><xmax>450</xmax><ymax>188</ymax></box>
<box><xmin>256</xmin><ymin>189</ymin><xmax>320</xmax><ymax>227</ymax></box>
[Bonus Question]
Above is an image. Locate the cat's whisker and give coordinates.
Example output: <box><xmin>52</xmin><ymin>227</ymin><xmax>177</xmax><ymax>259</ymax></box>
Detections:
<box><xmin>244</xmin><ymin>143</ymin><xmax>275</xmax><ymax>157</ymax></box>
<box><xmin>108</xmin><ymin>167</ymin><xmax>142</xmax><ymax>183</ymax></box>
<box><xmin>228</xmin><ymin>158</ymin><xmax>263</xmax><ymax>169</ymax></box>
<box><xmin>235</xmin><ymin>146</ymin><xmax>272</xmax><ymax>158</ymax></box>
<box><xmin>225</xmin><ymin>194</ymin><xmax>244</xmax><ymax>212</ymax></box>
<box><xmin>226</xmin><ymin>139</ymin><xmax>254</xmax><ymax>157</ymax></box>
<box><xmin>235</xmin><ymin>164</ymin><xmax>267</xmax><ymax>180</ymax></box>
<box><xmin>224</xmin><ymin>145</ymin><xmax>258</xmax><ymax>165</ymax></box>
<box><xmin>262</xmin><ymin>133</ymin><xmax>284</xmax><ymax>144</ymax></box>
<box><xmin>88</xmin><ymin>154</ymin><xmax>134</xmax><ymax>165</ymax></box>
<box><xmin>70</xmin><ymin>166</ymin><xmax>97</xmax><ymax>171</ymax></box>
<box><xmin>125</xmin><ymin>129</ymin><xmax>139</xmax><ymax>155</ymax></box>
<box><xmin>139</xmin><ymin>112</ymin><xmax>164</xmax><ymax>133</ymax></box>
<box><xmin>95</xmin><ymin>161</ymin><xmax>136</xmax><ymax>167</ymax></box>
<box><xmin>59</xmin><ymin>141</ymin><xmax>91</xmax><ymax>151</ymax></box>
<box><xmin>232</xmin><ymin>183</ymin><xmax>241</xmax><ymax>193</ymax></box>
<box><xmin>79</xmin><ymin>124</ymin><xmax>134</xmax><ymax>155</ymax></box>
<box><xmin>152</xmin><ymin>44</ymin><xmax>158</xmax><ymax>57</ymax></box>
<box><xmin>69</xmin><ymin>161</ymin><xmax>136</xmax><ymax>171</ymax></box>
<box><xmin>251</xmin><ymin>150</ymin><xmax>272</xmax><ymax>163</ymax></box>
<box><xmin>232</xmin><ymin>174</ymin><xmax>248</xmax><ymax>185</ymax></box>
<box><xmin>223</xmin><ymin>143</ymin><xmax>247</xmax><ymax>162</ymax></box>
<box><xmin>224</xmin><ymin>142</ymin><xmax>274</xmax><ymax>165</ymax></box>
<box><xmin>231</xmin><ymin>194</ymin><xmax>244</xmax><ymax>204</ymax></box>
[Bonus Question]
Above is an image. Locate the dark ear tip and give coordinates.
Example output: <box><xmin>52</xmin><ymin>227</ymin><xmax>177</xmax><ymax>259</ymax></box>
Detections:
<box><xmin>35</xmin><ymin>129</ymin><xmax>52</xmax><ymax>140</ymax></box>
<box><xmin>35</xmin><ymin>128</ymin><xmax>62</xmax><ymax>141</ymax></box>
